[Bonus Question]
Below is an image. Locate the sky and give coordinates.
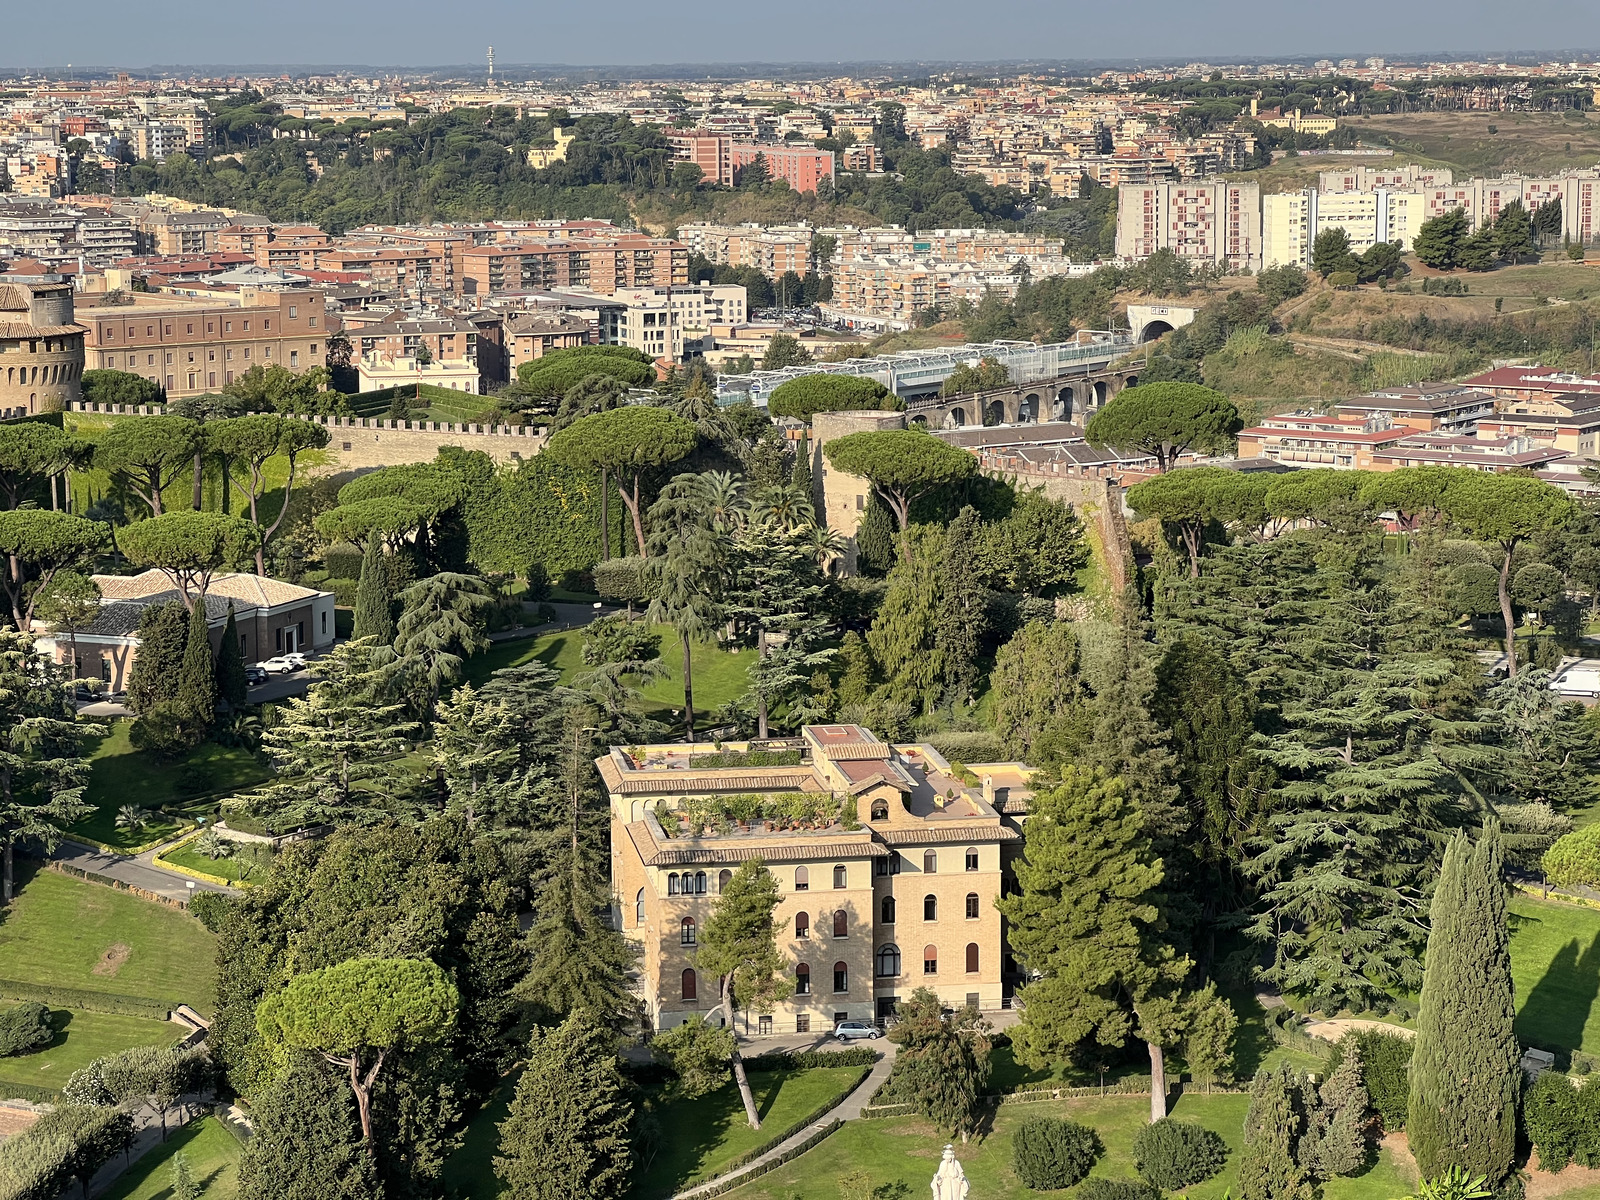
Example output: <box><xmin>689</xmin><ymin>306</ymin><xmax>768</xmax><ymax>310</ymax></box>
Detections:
<box><xmin>1</xmin><ymin>0</ymin><xmax>1597</xmax><ymax>70</ymax></box>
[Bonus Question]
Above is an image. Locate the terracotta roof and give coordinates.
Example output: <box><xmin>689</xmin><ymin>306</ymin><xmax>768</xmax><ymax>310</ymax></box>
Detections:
<box><xmin>836</xmin><ymin>759</ymin><xmax>911</xmax><ymax>794</ymax></box>
<box><xmin>0</xmin><ymin>322</ymin><xmax>87</xmax><ymax>338</ymax></box>
<box><xmin>875</xmin><ymin>824</ymin><xmax>1019</xmax><ymax>845</ymax></box>
<box><xmin>597</xmin><ymin>756</ymin><xmax>625</xmax><ymax>793</ymax></box>
<box><xmin>91</xmin><ymin>569</ymin><xmax>326</xmax><ymax>608</ymax></box>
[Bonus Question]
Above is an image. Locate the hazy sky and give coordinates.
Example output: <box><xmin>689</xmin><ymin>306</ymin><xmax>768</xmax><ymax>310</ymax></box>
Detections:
<box><xmin>2</xmin><ymin>0</ymin><xmax>1598</xmax><ymax>69</ymax></box>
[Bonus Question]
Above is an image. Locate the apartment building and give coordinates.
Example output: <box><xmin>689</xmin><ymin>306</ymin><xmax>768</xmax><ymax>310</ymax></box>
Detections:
<box><xmin>1114</xmin><ymin>181</ymin><xmax>1263</xmax><ymax>271</ymax></box>
<box><xmin>678</xmin><ymin>222</ymin><xmax>813</xmax><ymax>276</ymax></box>
<box><xmin>460</xmin><ymin>236</ymin><xmax>687</xmax><ymax>298</ymax></box>
<box><xmin>605</xmin><ymin>723</ymin><xmax>1029</xmax><ymax>1032</ymax></box>
<box><xmin>1318</xmin><ymin>165</ymin><xmax>1455</xmax><ymax>192</ymax></box>
<box><xmin>667</xmin><ymin>133</ymin><xmax>835</xmax><ymax>193</ymax></box>
<box><xmin>83</xmin><ymin>290</ymin><xmax>329</xmax><ymax>397</ymax></box>
<box><xmin>128</xmin><ymin>124</ymin><xmax>190</xmax><ymax>163</ymax></box>
<box><xmin>503</xmin><ymin>312</ymin><xmax>590</xmax><ymax>373</ymax></box>
<box><xmin>1262</xmin><ymin>189</ymin><xmax>1426</xmax><ymax>268</ymax></box>
<box><xmin>1236</xmin><ymin>413</ymin><xmax>1412</xmax><ymax>468</ymax></box>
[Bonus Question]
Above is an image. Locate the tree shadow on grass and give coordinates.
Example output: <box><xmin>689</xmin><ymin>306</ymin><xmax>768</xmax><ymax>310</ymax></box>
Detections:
<box><xmin>41</xmin><ymin>1007</ymin><xmax>74</xmax><ymax>1051</ymax></box>
<box><xmin>1516</xmin><ymin>930</ymin><xmax>1600</xmax><ymax>1068</ymax></box>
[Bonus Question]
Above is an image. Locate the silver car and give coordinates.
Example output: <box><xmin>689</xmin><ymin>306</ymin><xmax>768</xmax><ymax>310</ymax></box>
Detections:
<box><xmin>833</xmin><ymin>1020</ymin><xmax>882</xmax><ymax>1041</ymax></box>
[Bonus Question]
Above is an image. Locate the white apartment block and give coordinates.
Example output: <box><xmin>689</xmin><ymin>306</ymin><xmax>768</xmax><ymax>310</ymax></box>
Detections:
<box><xmin>1114</xmin><ymin>181</ymin><xmax>1263</xmax><ymax>272</ymax></box>
<box><xmin>1262</xmin><ymin>189</ymin><xmax>1427</xmax><ymax>268</ymax></box>
<box><xmin>1318</xmin><ymin>165</ymin><xmax>1455</xmax><ymax>192</ymax></box>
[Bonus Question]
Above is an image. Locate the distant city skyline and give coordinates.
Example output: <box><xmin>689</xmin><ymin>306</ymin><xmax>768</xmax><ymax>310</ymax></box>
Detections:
<box><xmin>2</xmin><ymin>0</ymin><xmax>1598</xmax><ymax>72</ymax></box>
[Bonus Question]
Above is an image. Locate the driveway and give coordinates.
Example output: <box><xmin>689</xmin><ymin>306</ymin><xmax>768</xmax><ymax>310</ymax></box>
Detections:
<box><xmin>52</xmin><ymin>839</ymin><xmax>237</xmax><ymax>902</ymax></box>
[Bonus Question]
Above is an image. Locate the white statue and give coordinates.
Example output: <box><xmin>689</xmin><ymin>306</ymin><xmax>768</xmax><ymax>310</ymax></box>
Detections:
<box><xmin>931</xmin><ymin>1144</ymin><xmax>969</xmax><ymax>1200</ymax></box>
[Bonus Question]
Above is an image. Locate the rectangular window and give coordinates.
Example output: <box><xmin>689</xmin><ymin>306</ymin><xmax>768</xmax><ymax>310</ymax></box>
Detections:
<box><xmin>207</xmin><ymin>372</ymin><xmax>216</xmax><ymax>387</ymax></box>
<box><xmin>289</xmin><ymin>306</ymin><xmax>298</xmax><ymax>319</ymax></box>
<box><xmin>758</xmin><ymin>1015</ymin><xmax>772</xmax><ymax>1035</ymax></box>
<box><xmin>795</xmin><ymin>1015</ymin><xmax>810</xmax><ymax>1034</ymax></box>
<box><xmin>165</xmin><ymin>352</ymin><xmax>173</xmax><ymax>365</ymax></box>
<box><xmin>224</xmin><ymin>322</ymin><xmax>232</xmax><ymax>332</ymax></box>
<box><xmin>290</xmin><ymin>351</ymin><xmax>299</xmax><ymax>367</ymax></box>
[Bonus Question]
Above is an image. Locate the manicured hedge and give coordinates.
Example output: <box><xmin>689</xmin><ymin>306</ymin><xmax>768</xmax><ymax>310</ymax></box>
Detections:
<box><xmin>742</xmin><ymin>1046</ymin><xmax>878</xmax><ymax>1072</ymax></box>
<box><xmin>0</xmin><ymin>979</ymin><xmax>171</xmax><ymax>1022</ymax></box>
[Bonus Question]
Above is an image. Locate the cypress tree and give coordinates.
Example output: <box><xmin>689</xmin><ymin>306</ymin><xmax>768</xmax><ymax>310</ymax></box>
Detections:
<box><xmin>238</xmin><ymin>1054</ymin><xmax>378</xmax><ymax>1200</ymax></box>
<box><xmin>1307</xmin><ymin>1041</ymin><xmax>1369</xmax><ymax>1178</ymax></box>
<box><xmin>352</xmin><ymin>537</ymin><xmax>395</xmax><ymax>646</ymax></box>
<box><xmin>494</xmin><ymin>1010</ymin><xmax>634</xmax><ymax>1200</ymax></box>
<box><xmin>1238</xmin><ymin>1064</ymin><xmax>1312</xmax><ymax>1200</ymax></box>
<box><xmin>216</xmin><ymin>604</ymin><xmax>248</xmax><ymax>710</ymax></box>
<box><xmin>855</xmin><ymin>494</ymin><xmax>896</xmax><ymax>576</ymax></box>
<box><xmin>173</xmin><ymin>593</ymin><xmax>217</xmax><ymax>728</ymax></box>
<box><xmin>1407</xmin><ymin>823</ymin><xmax>1520</xmax><ymax>1184</ymax></box>
<box><xmin>934</xmin><ymin>505</ymin><xmax>987</xmax><ymax>701</ymax></box>
<box><xmin>792</xmin><ymin>429</ymin><xmax>813</xmax><ymax>503</ymax></box>
<box><xmin>125</xmin><ymin>601</ymin><xmax>189</xmax><ymax>715</ymax></box>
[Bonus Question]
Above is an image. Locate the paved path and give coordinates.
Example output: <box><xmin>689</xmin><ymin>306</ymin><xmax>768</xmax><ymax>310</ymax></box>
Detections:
<box><xmin>51</xmin><ymin>838</ymin><xmax>237</xmax><ymax>902</ymax></box>
<box><xmin>671</xmin><ymin>1040</ymin><xmax>898</xmax><ymax>1200</ymax></box>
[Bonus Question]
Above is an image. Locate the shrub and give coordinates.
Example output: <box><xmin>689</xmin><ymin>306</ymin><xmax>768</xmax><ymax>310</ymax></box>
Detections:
<box><xmin>1076</xmin><ymin>1179</ymin><xmax>1161</xmax><ymax>1200</ymax></box>
<box><xmin>1524</xmin><ymin>1070</ymin><xmax>1581</xmax><ymax>1172</ymax></box>
<box><xmin>0</xmin><ymin>1002</ymin><xmax>53</xmax><ymax>1057</ymax></box>
<box><xmin>581</xmin><ymin>613</ymin><xmax>661</xmax><ymax>666</ymax></box>
<box><xmin>523</xmin><ymin>561</ymin><xmax>551</xmax><ymax>602</ymax></box>
<box><xmin>768</xmin><ymin>374</ymin><xmax>899</xmax><ymax>422</ymax></box>
<box><xmin>327</xmin><ymin>578</ymin><xmax>360</xmax><ymax>607</ymax></box>
<box><xmin>593</xmin><ymin>556</ymin><xmax>650</xmax><ymax>606</ymax></box>
<box><xmin>187</xmin><ymin>890</ymin><xmax>230</xmax><ymax>932</ymax></box>
<box><xmin>1544</xmin><ymin>825</ymin><xmax>1600</xmax><ymax>888</ymax></box>
<box><xmin>1328</xmin><ymin>271</ymin><xmax>1360</xmax><ymax>289</ymax></box>
<box><xmin>323</xmin><ymin>545</ymin><xmax>364</xmax><ymax>579</ymax></box>
<box><xmin>1326</xmin><ymin>1029</ymin><xmax>1412</xmax><ymax>1130</ymax></box>
<box><xmin>1011</xmin><ymin>1116</ymin><xmax>1103</xmax><ymax>1190</ymax></box>
<box><xmin>1133</xmin><ymin>1117</ymin><xmax>1229</xmax><ymax>1188</ymax></box>
<box><xmin>925</xmin><ymin>731</ymin><xmax>1008</xmax><ymax>763</ymax></box>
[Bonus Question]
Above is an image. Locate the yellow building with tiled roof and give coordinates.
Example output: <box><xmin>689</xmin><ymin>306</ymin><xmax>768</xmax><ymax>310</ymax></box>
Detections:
<box><xmin>603</xmin><ymin>723</ymin><xmax>1034</xmax><ymax>1035</ymax></box>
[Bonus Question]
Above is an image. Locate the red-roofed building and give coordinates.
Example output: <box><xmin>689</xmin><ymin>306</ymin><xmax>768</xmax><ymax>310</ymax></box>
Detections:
<box><xmin>1236</xmin><ymin>412</ymin><xmax>1411</xmax><ymax>468</ymax></box>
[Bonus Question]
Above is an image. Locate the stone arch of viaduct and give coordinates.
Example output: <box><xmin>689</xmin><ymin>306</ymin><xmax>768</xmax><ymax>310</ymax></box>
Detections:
<box><xmin>903</xmin><ymin>367</ymin><xmax>1142</xmax><ymax>430</ymax></box>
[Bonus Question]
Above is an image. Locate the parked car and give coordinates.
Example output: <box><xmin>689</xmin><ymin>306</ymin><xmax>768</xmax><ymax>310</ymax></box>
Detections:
<box><xmin>244</xmin><ymin>665</ymin><xmax>269</xmax><ymax>686</ymax></box>
<box><xmin>282</xmin><ymin>651</ymin><xmax>309</xmax><ymax>669</ymax></box>
<box><xmin>255</xmin><ymin>656</ymin><xmax>299</xmax><ymax>675</ymax></box>
<box><xmin>833</xmin><ymin>1020</ymin><xmax>882</xmax><ymax>1041</ymax></box>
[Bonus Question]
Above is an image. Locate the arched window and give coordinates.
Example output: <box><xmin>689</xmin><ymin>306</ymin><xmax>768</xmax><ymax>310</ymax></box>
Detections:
<box><xmin>796</xmin><ymin>963</ymin><xmax>811</xmax><ymax>995</ymax></box>
<box><xmin>833</xmin><ymin>864</ymin><xmax>847</xmax><ymax>889</ymax></box>
<box><xmin>667</xmin><ymin>872</ymin><xmax>680</xmax><ymax>895</ymax></box>
<box><xmin>871</xmin><ymin>799</ymin><xmax>889</xmax><ymax>821</ymax></box>
<box><xmin>680</xmin><ymin>917</ymin><xmax>697</xmax><ymax>945</ymax></box>
<box><xmin>966</xmin><ymin>943</ymin><xmax>980</xmax><ymax>974</ymax></box>
<box><xmin>682</xmin><ymin>968</ymin><xmax>697</xmax><ymax>1000</ymax></box>
<box><xmin>795</xmin><ymin>911</ymin><xmax>810</xmax><ymax>939</ymax></box>
<box><xmin>694</xmin><ymin>871</ymin><xmax>707</xmax><ymax>894</ymax></box>
<box><xmin>718</xmin><ymin>869</ymin><xmax>732</xmax><ymax>892</ymax></box>
<box><xmin>833</xmin><ymin>910</ymin><xmax>848</xmax><ymax>938</ymax></box>
<box><xmin>635</xmin><ymin>889</ymin><xmax>645</xmax><ymax>925</ymax></box>
<box><xmin>924</xmin><ymin>850</ymin><xmax>938</xmax><ymax>874</ymax></box>
<box><xmin>965</xmin><ymin>847</ymin><xmax>979</xmax><ymax>872</ymax></box>
<box><xmin>795</xmin><ymin>866</ymin><xmax>810</xmax><ymax>891</ymax></box>
<box><xmin>923</xmin><ymin>945</ymin><xmax>938</xmax><ymax>974</ymax></box>
<box><xmin>966</xmin><ymin>893</ymin><xmax>980</xmax><ymax>919</ymax></box>
<box><xmin>881</xmin><ymin>896</ymin><xmax>896</xmax><ymax>924</ymax></box>
<box><xmin>876</xmin><ymin>944</ymin><xmax>901</xmax><ymax>978</ymax></box>
<box><xmin>833</xmin><ymin>961</ymin><xmax>849</xmax><ymax>993</ymax></box>
<box><xmin>924</xmin><ymin>894</ymin><xmax>938</xmax><ymax>921</ymax></box>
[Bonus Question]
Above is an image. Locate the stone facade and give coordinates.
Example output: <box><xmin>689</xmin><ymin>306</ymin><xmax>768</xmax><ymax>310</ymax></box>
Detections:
<box><xmin>604</xmin><ymin>724</ymin><xmax>1032</xmax><ymax>1034</ymax></box>
<box><xmin>0</xmin><ymin>274</ymin><xmax>86</xmax><ymax>415</ymax></box>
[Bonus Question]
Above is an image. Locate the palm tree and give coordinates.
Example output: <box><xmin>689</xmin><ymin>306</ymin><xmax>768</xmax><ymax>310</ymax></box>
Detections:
<box><xmin>645</xmin><ymin>475</ymin><xmax>728</xmax><ymax>742</ymax></box>
<box><xmin>800</xmin><ymin>523</ymin><xmax>846</xmax><ymax>577</ymax></box>
<box><xmin>751</xmin><ymin>483</ymin><xmax>815</xmax><ymax>534</ymax></box>
<box><xmin>115</xmin><ymin>805</ymin><xmax>151</xmax><ymax>834</ymax></box>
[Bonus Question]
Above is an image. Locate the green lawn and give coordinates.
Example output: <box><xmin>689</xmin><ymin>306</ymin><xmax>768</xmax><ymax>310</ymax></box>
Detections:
<box><xmin>1509</xmin><ymin>893</ymin><xmax>1600</xmax><ymax>1061</ymax></box>
<box><xmin>74</xmin><ymin>721</ymin><xmax>271</xmax><ymax>850</ymax></box>
<box><xmin>0</xmin><ymin>864</ymin><xmax>217</xmax><ymax>1015</ymax></box>
<box><xmin>722</xmin><ymin>1091</ymin><xmax>1414</xmax><ymax>1200</ymax></box>
<box><xmin>158</xmin><ymin>842</ymin><xmax>269</xmax><ymax>885</ymax></box>
<box><xmin>0</xmin><ymin>1007</ymin><xmax>177</xmax><ymax>1096</ymax></box>
<box><xmin>459</xmin><ymin>623</ymin><xmax>756</xmax><ymax>730</ymax></box>
<box><xmin>445</xmin><ymin>1066</ymin><xmax>868</xmax><ymax>1200</ymax></box>
<box><xmin>101</xmin><ymin>1116</ymin><xmax>242</xmax><ymax>1200</ymax></box>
